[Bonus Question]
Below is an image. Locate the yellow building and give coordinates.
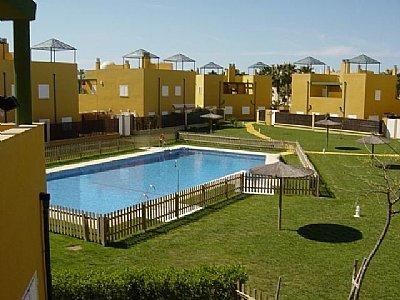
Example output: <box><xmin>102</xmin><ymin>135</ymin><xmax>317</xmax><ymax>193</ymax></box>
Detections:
<box><xmin>0</xmin><ymin>38</ymin><xmax>80</xmax><ymax>124</ymax></box>
<box><xmin>195</xmin><ymin>64</ymin><xmax>272</xmax><ymax>120</ymax></box>
<box><xmin>79</xmin><ymin>54</ymin><xmax>196</xmax><ymax>117</ymax></box>
<box><xmin>0</xmin><ymin>124</ymin><xmax>48</xmax><ymax>299</ymax></box>
<box><xmin>291</xmin><ymin>56</ymin><xmax>399</xmax><ymax>119</ymax></box>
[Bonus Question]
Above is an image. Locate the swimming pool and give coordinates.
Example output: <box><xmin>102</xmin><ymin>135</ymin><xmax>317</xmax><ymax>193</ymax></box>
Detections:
<box><xmin>47</xmin><ymin>147</ymin><xmax>267</xmax><ymax>213</ymax></box>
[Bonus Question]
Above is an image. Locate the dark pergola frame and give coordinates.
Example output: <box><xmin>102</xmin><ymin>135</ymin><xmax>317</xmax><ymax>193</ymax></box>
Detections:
<box><xmin>346</xmin><ymin>54</ymin><xmax>381</xmax><ymax>73</ymax></box>
<box><xmin>31</xmin><ymin>38</ymin><xmax>77</xmax><ymax>63</ymax></box>
<box><xmin>199</xmin><ymin>61</ymin><xmax>224</xmax><ymax>74</ymax></box>
<box><xmin>294</xmin><ymin>56</ymin><xmax>326</xmax><ymax>73</ymax></box>
<box><xmin>248</xmin><ymin>61</ymin><xmax>268</xmax><ymax>74</ymax></box>
<box><xmin>122</xmin><ymin>49</ymin><xmax>160</xmax><ymax>69</ymax></box>
<box><xmin>164</xmin><ymin>53</ymin><xmax>196</xmax><ymax>71</ymax></box>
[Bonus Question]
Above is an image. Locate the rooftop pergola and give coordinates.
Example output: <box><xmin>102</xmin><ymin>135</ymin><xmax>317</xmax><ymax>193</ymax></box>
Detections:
<box><xmin>164</xmin><ymin>53</ymin><xmax>195</xmax><ymax>70</ymax></box>
<box><xmin>294</xmin><ymin>56</ymin><xmax>326</xmax><ymax>73</ymax></box>
<box><xmin>199</xmin><ymin>61</ymin><xmax>223</xmax><ymax>74</ymax></box>
<box><xmin>346</xmin><ymin>54</ymin><xmax>380</xmax><ymax>73</ymax></box>
<box><xmin>31</xmin><ymin>38</ymin><xmax>77</xmax><ymax>62</ymax></box>
<box><xmin>122</xmin><ymin>48</ymin><xmax>160</xmax><ymax>69</ymax></box>
<box><xmin>248</xmin><ymin>61</ymin><xmax>268</xmax><ymax>74</ymax></box>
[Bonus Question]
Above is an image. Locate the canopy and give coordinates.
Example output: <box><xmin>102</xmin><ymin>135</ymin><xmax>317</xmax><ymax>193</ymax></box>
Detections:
<box><xmin>347</xmin><ymin>54</ymin><xmax>380</xmax><ymax>73</ymax></box>
<box><xmin>31</xmin><ymin>38</ymin><xmax>77</xmax><ymax>62</ymax></box>
<box><xmin>294</xmin><ymin>56</ymin><xmax>326</xmax><ymax>66</ymax></box>
<box><xmin>250</xmin><ymin>161</ymin><xmax>314</xmax><ymax>178</ymax></box>
<box><xmin>164</xmin><ymin>53</ymin><xmax>196</xmax><ymax>70</ymax></box>
<box><xmin>250</xmin><ymin>161</ymin><xmax>314</xmax><ymax>230</ymax></box>
<box><xmin>357</xmin><ymin>134</ymin><xmax>389</xmax><ymax>157</ymax></box>
<box><xmin>315</xmin><ymin>118</ymin><xmax>341</xmax><ymax>150</ymax></box>
<box><xmin>200</xmin><ymin>61</ymin><xmax>223</xmax><ymax>74</ymax></box>
<box><xmin>248</xmin><ymin>61</ymin><xmax>268</xmax><ymax>69</ymax></box>
<box><xmin>123</xmin><ymin>48</ymin><xmax>159</xmax><ymax>59</ymax></box>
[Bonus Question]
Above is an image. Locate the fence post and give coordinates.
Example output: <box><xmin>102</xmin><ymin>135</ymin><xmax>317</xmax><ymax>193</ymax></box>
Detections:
<box><xmin>224</xmin><ymin>178</ymin><xmax>229</xmax><ymax>199</ymax></box>
<box><xmin>240</xmin><ymin>172</ymin><xmax>245</xmax><ymax>193</ymax></box>
<box><xmin>82</xmin><ymin>213</ymin><xmax>89</xmax><ymax>241</ymax></box>
<box><xmin>141</xmin><ymin>203</ymin><xmax>147</xmax><ymax>231</ymax></box>
<box><xmin>201</xmin><ymin>184</ymin><xmax>206</xmax><ymax>205</ymax></box>
<box><xmin>175</xmin><ymin>192</ymin><xmax>180</xmax><ymax>219</ymax></box>
<box><xmin>99</xmin><ymin>140</ymin><xmax>102</xmax><ymax>155</ymax></box>
<box><xmin>98</xmin><ymin>215</ymin><xmax>109</xmax><ymax>246</ymax></box>
<box><xmin>314</xmin><ymin>174</ymin><xmax>320</xmax><ymax>197</ymax></box>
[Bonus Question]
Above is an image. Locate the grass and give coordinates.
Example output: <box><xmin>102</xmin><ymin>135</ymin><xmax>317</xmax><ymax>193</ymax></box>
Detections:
<box><xmin>50</xmin><ymin>124</ymin><xmax>400</xmax><ymax>299</ymax></box>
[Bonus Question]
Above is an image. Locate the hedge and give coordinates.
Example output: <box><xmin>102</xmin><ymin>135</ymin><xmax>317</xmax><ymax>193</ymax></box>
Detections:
<box><xmin>52</xmin><ymin>265</ymin><xmax>247</xmax><ymax>299</ymax></box>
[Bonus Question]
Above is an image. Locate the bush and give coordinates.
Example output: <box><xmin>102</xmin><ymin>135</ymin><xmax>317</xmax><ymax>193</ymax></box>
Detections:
<box><xmin>52</xmin><ymin>265</ymin><xmax>247</xmax><ymax>300</ymax></box>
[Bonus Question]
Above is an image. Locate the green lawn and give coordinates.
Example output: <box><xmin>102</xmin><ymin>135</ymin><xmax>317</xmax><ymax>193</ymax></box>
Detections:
<box><xmin>50</xmin><ymin>125</ymin><xmax>400</xmax><ymax>299</ymax></box>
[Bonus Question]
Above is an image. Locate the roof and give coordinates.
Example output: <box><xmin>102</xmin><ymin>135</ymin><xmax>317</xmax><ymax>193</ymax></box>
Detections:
<box><xmin>0</xmin><ymin>0</ymin><xmax>36</xmax><ymax>21</ymax></box>
<box><xmin>294</xmin><ymin>56</ymin><xmax>326</xmax><ymax>66</ymax></box>
<box><xmin>31</xmin><ymin>38</ymin><xmax>76</xmax><ymax>51</ymax></box>
<box><xmin>248</xmin><ymin>61</ymin><xmax>268</xmax><ymax>69</ymax></box>
<box><xmin>123</xmin><ymin>48</ymin><xmax>159</xmax><ymax>59</ymax></box>
<box><xmin>347</xmin><ymin>54</ymin><xmax>380</xmax><ymax>64</ymax></box>
<box><xmin>200</xmin><ymin>61</ymin><xmax>223</xmax><ymax>69</ymax></box>
<box><xmin>250</xmin><ymin>161</ymin><xmax>314</xmax><ymax>178</ymax></box>
<box><xmin>164</xmin><ymin>53</ymin><xmax>195</xmax><ymax>63</ymax></box>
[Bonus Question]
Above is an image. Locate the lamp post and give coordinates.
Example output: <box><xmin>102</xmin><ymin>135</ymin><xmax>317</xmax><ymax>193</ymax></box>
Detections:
<box><xmin>175</xmin><ymin>159</ymin><xmax>180</xmax><ymax>193</ymax></box>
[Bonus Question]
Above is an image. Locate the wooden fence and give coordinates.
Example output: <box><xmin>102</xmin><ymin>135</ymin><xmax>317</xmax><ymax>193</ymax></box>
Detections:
<box><xmin>49</xmin><ymin>173</ymin><xmax>243</xmax><ymax>245</ymax></box>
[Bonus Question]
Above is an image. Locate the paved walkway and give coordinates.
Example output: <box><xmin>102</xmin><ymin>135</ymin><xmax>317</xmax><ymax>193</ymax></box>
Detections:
<box><xmin>245</xmin><ymin>122</ymin><xmax>270</xmax><ymax>140</ymax></box>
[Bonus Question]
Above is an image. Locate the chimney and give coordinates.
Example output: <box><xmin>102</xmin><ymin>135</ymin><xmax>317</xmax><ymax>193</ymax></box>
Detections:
<box><xmin>141</xmin><ymin>52</ymin><xmax>151</xmax><ymax>69</ymax></box>
<box><xmin>393</xmin><ymin>65</ymin><xmax>398</xmax><ymax>76</ymax></box>
<box><xmin>325</xmin><ymin>66</ymin><xmax>331</xmax><ymax>75</ymax></box>
<box><xmin>341</xmin><ymin>59</ymin><xmax>350</xmax><ymax>74</ymax></box>
<box><xmin>95</xmin><ymin>58</ymin><xmax>101</xmax><ymax>70</ymax></box>
<box><xmin>227</xmin><ymin>64</ymin><xmax>236</xmax><ymax>82</ymax></box>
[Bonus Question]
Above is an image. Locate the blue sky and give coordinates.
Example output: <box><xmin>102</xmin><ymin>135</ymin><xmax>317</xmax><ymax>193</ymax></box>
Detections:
<box><xmin>1</xmin><ymin>0</ymin><xmax>399</xmax><ymax>72</ymax></box>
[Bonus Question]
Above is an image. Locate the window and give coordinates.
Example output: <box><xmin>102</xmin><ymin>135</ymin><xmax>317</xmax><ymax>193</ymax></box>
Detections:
<box><xmin>91</xmin><ymin>84</ymin><xmax>97</xmax><ymax>94</ymax></box>
<box><xmin>242</xmin><ymin>106</ymin><xmax>250</xmax><ymax>115</ymax></box>
<box><xmin>38</xmin><ymin>84</ymin><xmax>50</xmax><ymax>99</ymax></box>
<box><xmin>175</xmin><ymin>85</ymin><xmax>182</xmax><ymax>96</ymax></box>
<box><xmin>224</xmin><ymin>106</ymin><xmax>233</xmax><ymax>115</ymax></box>
<box><xmin>374</xmin><ymin>90</ymin><xmax>381</xmax><ymax>101</ymax></box>
<box><xmin>119</xmin><ymin>85</ymin><xmax>129</xmax><ymax>97</ymax></box>
<box><xmin>61</xmin><ymin>116</ymin><xmax>73</xmax><ymax>131</ymax></box>
<box><xmin>198</xmin><ymin>86</ymin><xmax>202</xmax><ymax>94</ymax></box>
<box><xmin>162</xmin><ymin>85</ymin><xmax>169</xmax><ymax>97</ymax></box>
<box><xmin>11</xmin><ymin>84</ymin><xmax>15</xmax><ymax>96</ymax></box>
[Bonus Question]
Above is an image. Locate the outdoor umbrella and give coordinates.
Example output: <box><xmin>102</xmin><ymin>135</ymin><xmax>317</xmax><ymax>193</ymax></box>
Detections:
<box><xmin>315</xmin><ymin>118</ymin><xmax>341</xmax><ymax>150</ymax></box>
<box><xmin>250</xmin><ymin>161</ymin><xmax>314</xmax><ymax>230</ymax></box>
<box><xmin>357</xmin><ymin>134</ymin><xmax>389</xmax><ymax>158</ymax></box>
<box><xmin>200</xmin><ymin>113</ymin><xmax>223</xmax><ymax>133</ymax></box>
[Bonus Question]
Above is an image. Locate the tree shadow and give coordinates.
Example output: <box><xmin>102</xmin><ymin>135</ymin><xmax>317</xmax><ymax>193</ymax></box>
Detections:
<box><xmin>335</xmin><ymin>146</ymin><xmax>361</xmax><ymax>151</ymax></box>
<box><xmin>381</xmin><ymin>164</ymin><xmax>400</xmax><ymax>170</ymax></box>
<box><xmin>297</xmin><ymin>223</ymin><xmax>362</xmax><ymax>243</ymax></box>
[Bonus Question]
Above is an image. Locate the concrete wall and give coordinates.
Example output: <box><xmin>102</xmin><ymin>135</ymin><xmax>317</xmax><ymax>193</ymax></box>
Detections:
<box><xmin>0</xmin><ymin>124</ymin><xmax>47</xmax><ymax>299</ymax></box>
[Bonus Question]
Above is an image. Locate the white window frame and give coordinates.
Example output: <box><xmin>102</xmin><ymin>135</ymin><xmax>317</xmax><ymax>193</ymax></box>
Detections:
<box><xmin>224</xmin><ymin>106</ymin><xmax>233</xmax><ymax>115</ymax></box>
<box><xmin>119</xmin><ymin>85</ymin><xmax>129</xmax><ymax>97</ymax></box>
<box><xmin>38</xmin><ymin>84</ymin><xmax>50</xmax><ymax>99</ymax></box>
<box><xmin>242</xmin><ymin>106</ymin><xmax>250</xmax><ymax>115</ymax></box>
<box><xmin>162</xmin><ymin>85</ymin><xmax>169</xmax><ymax>97</ymax></box>
<box><xmin>174</xmin><ymin>85</ymin><xmax>182</xmax><ymax>96</ymax></box>
<box><xmin>374</xmin><ymin>90</ymin><xmax>381</xmax><ymax>101</ymax></box>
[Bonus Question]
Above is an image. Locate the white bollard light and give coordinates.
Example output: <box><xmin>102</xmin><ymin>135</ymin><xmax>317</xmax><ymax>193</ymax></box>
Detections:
<box><xmin>354</xmin><ymin>204</ymin><xmax>361</xmax><ymax>218</ymax></box>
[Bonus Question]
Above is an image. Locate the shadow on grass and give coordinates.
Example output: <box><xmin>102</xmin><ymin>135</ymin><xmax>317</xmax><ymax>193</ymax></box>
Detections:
<box><xmin>297</xmin><ymin>223</ymin><xmax>362</xmax><ymax>243</ymax></box>
<box><xmin>335</xmin><ymin>146</ymin><xmax>361</xmax><ymax>151</ymax></box>
<box><xmin>110</xmin><ymin>195</ymin><xmax>247</xmax><ymax>249</ymax></box>
<box><xmin>381</xmin><ymin>164</ymin><xmax>400</xmax><ymax>170</ymax></box>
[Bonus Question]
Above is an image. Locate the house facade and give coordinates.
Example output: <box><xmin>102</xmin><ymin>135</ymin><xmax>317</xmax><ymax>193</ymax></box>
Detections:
<box><xmin>79</xmin><ymin>57</ymin><xmax>196</xmax><ymax>117</ymax></box>
<box><xmin>291</xmin><ymin>60</ymin><xmax>399</xmax><ymax>119</ymax></box>
<box><xmin>195</xmin><ymin>64</ymin><xmax>272</xmax><ymax>120</ymax></box>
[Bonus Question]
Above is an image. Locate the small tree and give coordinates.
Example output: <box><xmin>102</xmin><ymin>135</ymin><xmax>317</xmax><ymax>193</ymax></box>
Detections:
<box><xmin>348</xmin><ymin>150</ymin><xmax>399</xmax><ymax>299</ymax></box>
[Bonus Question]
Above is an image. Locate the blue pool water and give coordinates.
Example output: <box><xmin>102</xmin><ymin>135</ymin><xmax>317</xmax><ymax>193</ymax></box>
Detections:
<box><xmin>47</xmin><ymin>148</ymin><xmax>265</xmax><ymax>213</ymax></box>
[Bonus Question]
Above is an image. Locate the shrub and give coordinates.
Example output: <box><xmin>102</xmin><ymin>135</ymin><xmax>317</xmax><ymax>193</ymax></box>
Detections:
<box><xmin>52</xmin><ymin>265</ymin><xmax>247</xmax><ymax>300</ymax></box>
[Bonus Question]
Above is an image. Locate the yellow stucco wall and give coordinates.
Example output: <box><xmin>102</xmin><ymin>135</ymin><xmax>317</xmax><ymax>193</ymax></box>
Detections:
<box><xmin>195</xmin><ymin>72</ymin><xmax>272</xmax><ymax>120</ymax></box>
<box><xmin>0</xmin><ymin>43</ymin><xmax>80</xmax><ymax>123</ymax></box>
<box><xmin>0</xmin><ymin>125</ymin><xmax>47</xmax><ymax>299</ymax></box>
<box><xmin>291</xmin><ymin>71</ymin><xmax>399</xmax><ymax>119</ymax></box>
<box><xmin>80</xmin><ymin>66</ymin><xmax>195</xmax><ymax>116</ymax></box>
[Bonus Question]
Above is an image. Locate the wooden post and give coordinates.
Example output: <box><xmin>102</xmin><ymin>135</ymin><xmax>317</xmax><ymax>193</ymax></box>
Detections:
<box><xmin>175</xmin><ymin>192</ymin><xmax>179</xmax><ymax>219</ymax></box>
<box><xmin>82</xmin><ymin>213</ymin><xmax>89</xmax><ymax>241</ymax></box>
<box><xmin>240</xmin><ymin>172</ymin><xmax>245</xmax><ymax>193</ymax></box>
<box><xmin>278</xmin><ymin>177</ymin><xmax>283</xmax><ymax>230</ymax></box>
<box><xmin>275</xmin><ymin>276</ymin><xmax>282</xmax><ymax>300</ymax></box>
<box><xmin>141</xmin><ymin>203</ymin><xmax>147</xmax><ymax>231</ymax></box>
<box><xmin>224</xmin><ymin>178</ymin><xmax>229</xmax><ymax>198</ymax></box>
<box><xmin>201</xmin><ymin>185</ymin><xmax>206</xmax><ymax>205</ymax></box>
<box><xmin>98</xmin><ymin>216</ymin><xmax>109</xmax><ymax>246</ymax></box>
